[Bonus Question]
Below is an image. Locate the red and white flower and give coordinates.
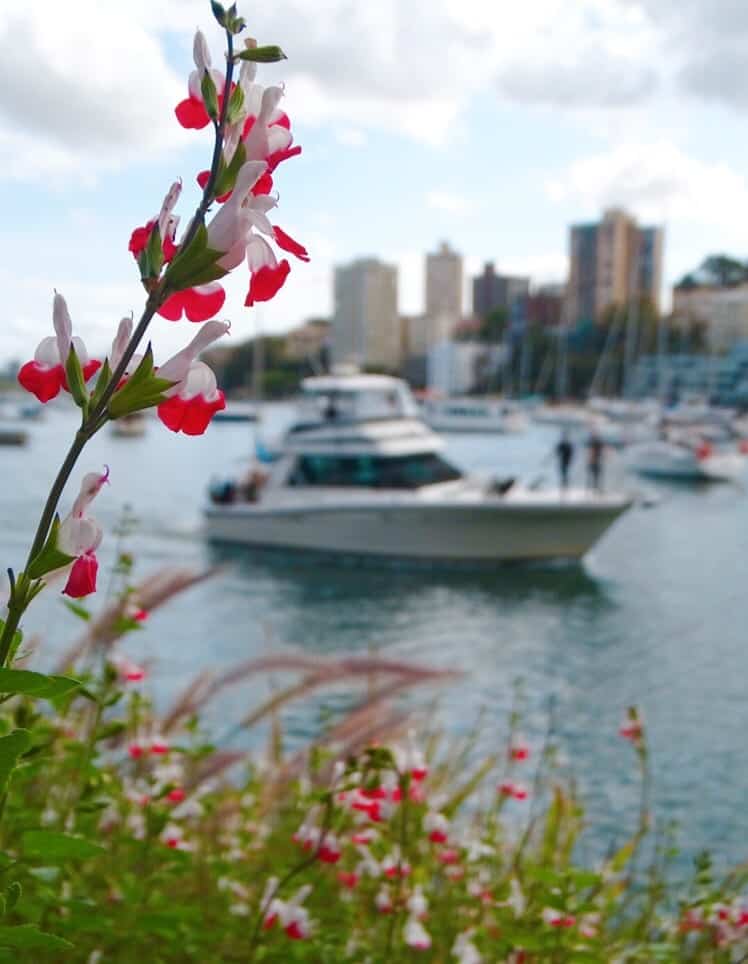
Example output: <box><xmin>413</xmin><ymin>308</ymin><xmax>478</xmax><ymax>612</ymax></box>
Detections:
<box><xmin>424</xmin><ymin>811</ymin><xmax>449</xmax><ymax>844</ymax></box>
<box><xmin>174</xmin><ymin>31</ymin><xmax>226</xmax><ymax>130</ymax></box>
<box><xmin>156</xmin><ymin>320</ymin><xmax>229</xmax><ymax>435</ymax></box>
<box><xmin>18</xmin><ymin>293</ymin><xmax>100</xmax><ymax>403</ymax></box>
<box><xmin>56</xmin><ymin>467</ymin><xmax>109</xmax><ymax>598</ymax></box>
<box><xmin>498</xmin><ymin>781</ymin><xmax>528</xmax><ymax>801</ymax></box>
<box><xmin>404</xmin><ymin>917</ymin><xmax>432</xmax><ymax>951</ymax></box>
<box><xmin>129</xmin><ymin>180</ymin><xmax>181</xmax><ymax>267</ymax></box>
<box><xmin>205</xmin><ymin>160</ymin><xmax>308</xmax><ymax>308</ymax></box>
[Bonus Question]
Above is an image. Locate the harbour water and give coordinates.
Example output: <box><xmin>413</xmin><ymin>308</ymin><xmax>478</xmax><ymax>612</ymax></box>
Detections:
<box><xmin>2</xmin><ymin>404</ymin><xmax>747</xmax><ymax>869</ymax></box>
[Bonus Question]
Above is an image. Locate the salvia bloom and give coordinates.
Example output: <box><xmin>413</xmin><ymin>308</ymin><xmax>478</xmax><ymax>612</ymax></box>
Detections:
<box><xmin>174</xmin><ymin>30</ymin><xmax>227</xmax><ymax>130</ymax></box>
<box><xmin>18</xmin><ymin>293</ymin><xmax>100</xmax><ymax>403</ymax></box>
<box><xmin>205</xmin><ymin>159</ymin><xmax>307</xmax><ymax>308</ymax></box>
<box><xmin>404</xmin><ymin>917</ymin><xmax>432</xmax><ymax>951</ymax></box>
<box><xmin>498</xmin><ymin>780</ymin><xmax>528</xmax><ymax>801</ymax></box>
<box><xmin>156</xmin><ymin>320</ymin><xmax>229</xmax><ymax>435</ymax></box>
<box><xmin>57</xmin><ymin>467</ymin><xmax>109</xmax><ymax>598</ymax></box>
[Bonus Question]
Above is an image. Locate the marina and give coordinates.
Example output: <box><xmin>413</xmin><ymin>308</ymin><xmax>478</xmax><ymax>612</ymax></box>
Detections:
<box><xmin>3</xmin><ymin>401</ymin><xmax>748</xmax><ymax>868</ymax></box>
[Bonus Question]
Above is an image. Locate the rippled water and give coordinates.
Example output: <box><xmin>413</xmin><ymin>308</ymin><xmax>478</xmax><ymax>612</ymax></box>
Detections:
<box><xmin>2</xmin><ymin>404</ymin><xmax>747</xmax><ymax>867</ymax></box>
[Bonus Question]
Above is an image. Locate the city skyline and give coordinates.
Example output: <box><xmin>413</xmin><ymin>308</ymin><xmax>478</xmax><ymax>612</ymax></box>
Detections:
<box><xmin>3</xmin><ymin>1</ymin><xmax>748</xmax><ymax>367</ymax></box>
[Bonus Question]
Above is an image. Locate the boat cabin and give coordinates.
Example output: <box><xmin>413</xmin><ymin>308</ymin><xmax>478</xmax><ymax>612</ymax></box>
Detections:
<box><xmin>292</xmin><ymin>374</ymin><xmax>419</xmax><ymax>430</ymax></box>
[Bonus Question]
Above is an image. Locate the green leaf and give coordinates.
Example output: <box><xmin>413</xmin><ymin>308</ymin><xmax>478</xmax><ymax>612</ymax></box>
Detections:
<box><xmin>89</xmin><ymin>357</ymin><xmax>112</xmax><ymax>412</ymax></box>
<box><xmin>64</xmin><ymin>344</ymin><xmax>88</xmax><ymax>409</ymax></box>
<box><xmin>64</xmin><ymin>600</ymin><xmax>91</xmax><ymax>622</ymax></box>
<box><xmin>214</xmin><ymin>141</ymin><xmax>246</xmax><ymax>199</ymax></box>
<box><xmin>0</xmin><ymin>669</ymin><xmax>82</xmax><ymax>702</ymax></box>
<box><xmin>108</xmin><ymin>346</ymin><xmax>174</xmax><ymax>419</ymax></box>
<box><xmin>236</xmin><ymin>45</ymin><xmax>287</xmax><ymax>63</ymax></box>
<box><xmin>164</xmin><ymin>223</ymin><xmax>227</xmax><ymax>291</ymax></box>
<box><xmin>226</xmin><ymin>82</ymin><xmax>245</xmax><ymax>125</ymax></box>
<box><xmin>0</xmin><ymin>730</ymin><xmax>31</xmax><ymax>794</ymax></box>
<box><xmin>27</xmin><ymin>515</ymin><xmax>75</xmax><ymax>580</ymax></box>
<box><xmin>145</xmin><ymin>222</ymin><xmax>164</xmax><ymax>278</ymax></box>
<box><xmin>0</xmin><ymin>925</ymin><xmax>73</xmax><ymax>952</ymax></box>
<box><xmin>21</xmin><ymin>830</ymin><xmax>105</xmax><ymax>861</ymax></box>
<box><xmin>201</xmin><ymin>69</ymin><xmax>219</xmax><ymax>122</ymax></box>
<box><xmin>210</xmin><ymin>0</ymin><xmax>227</xmax><ymax>27</ymax></box>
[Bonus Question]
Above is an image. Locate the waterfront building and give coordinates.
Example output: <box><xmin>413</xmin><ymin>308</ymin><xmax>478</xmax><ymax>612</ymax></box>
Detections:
<box><xmin>332</xmin><ymin>258</ymin><xmax>400</xmax><ymax>370</ymax></box>
<box><xmin>472</xmin><ymin>262</ymin><xmax>530</xmax><ymax>319</ymax></box>
<box><xmin>527</xmin><ymin>283</ymin><xmax>565</xmax><ymax>328</ymax></box>
<box><xmin>567</xmin><ymin>208</ymin><xmax>663</xmax><ymax>326</ymax></box>
<box><xmin>426</xmin><ymin>339</ymin><xmax>506</xmax><ymax>396</ymax></box>
<box><xmin>673</xmin><ymin>281</ymin><xmax>748</xmax><ymax>352</ymax></box>
<box><xmin>425</xmin><ymin>242</ymin><xmax>463</xmax><ymax>322</ymax></box>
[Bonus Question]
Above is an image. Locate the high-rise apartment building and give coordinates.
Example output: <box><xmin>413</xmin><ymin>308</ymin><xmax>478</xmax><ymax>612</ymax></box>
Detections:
<box><xmin>567</xmin><ymin>208</ymin><xmax>664</xmax><ymax>326</ymax></box>
<box><xmin>472</xmin><ymin>262</ymin><xmax>530</xmax><ymax>319</ymax></box>
<box><xmin>332</xmin><ymin>258</ymin><xmax>400</xmax><ymax>370</ymax></box>
<box><xmin>425</xmin><ymin>242</ymin><xmax>463</xmax><ymax>321</ymax></box>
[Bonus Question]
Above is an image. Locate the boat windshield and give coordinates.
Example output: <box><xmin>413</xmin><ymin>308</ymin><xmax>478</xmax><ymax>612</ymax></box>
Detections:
<box><xmin>287</xmin><ymin>453</ymin><xmax>462</xmax><ymax>489</ymax></box>
<box><xmin>299</xmin><ymin>386</ymin><xmax>417</xmax><ymax>423</ymax></box>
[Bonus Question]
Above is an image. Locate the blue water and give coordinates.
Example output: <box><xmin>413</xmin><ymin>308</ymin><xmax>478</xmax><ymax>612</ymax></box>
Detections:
<box><xmin>2</xmin><ymin>404</ymin><xmax>747</xmax><ymax>868</ymax></box>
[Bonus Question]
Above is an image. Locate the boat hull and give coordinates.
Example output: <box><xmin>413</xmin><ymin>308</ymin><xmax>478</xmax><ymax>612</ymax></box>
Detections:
<box><xmin>627</xmin><ymin>444</ymin><xmax>746</xmax><ymax>482</ymax></box>
<box><xmin>204</xmin><ymin>496</ymin><xmax>630</xmax><ymax>563</ymax></box>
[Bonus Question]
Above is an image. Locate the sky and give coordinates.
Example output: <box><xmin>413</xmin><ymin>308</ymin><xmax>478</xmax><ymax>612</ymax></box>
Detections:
<box><xmin>2</xmin><ymin>0</ymin><xmax>748</xmax><ymax>365</ymax></box>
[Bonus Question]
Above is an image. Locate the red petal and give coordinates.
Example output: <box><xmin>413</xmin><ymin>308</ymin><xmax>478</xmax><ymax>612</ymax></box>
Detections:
<box><xmin>245</xmin><ymin>260</ymin><xmax>290</xmax><ymax>307</ymax></box>
<box><xmin>175</xmin><ymin>97</ymin><xmax>210</xmax><ymax>130</ymax></box>
<box><xmin>242</xmin><ymin>115</ymin><xmax>257</xmax><ymax>139</ymax></box>
<box><xmin>158</xmin><ymin>393</ymin><xmax>225</xmax><ymax>435</ymax></box>
<box><xmin>83</xmin><ymin>359</ymin><xmax>102</xmax><ymax>382</ymax></box>
<box><xmin>157</xmin><ymin>395</ymin><xmax>188</xmax><ymax>432</ymax></box>
<box><xmin>273</xmin><ymin>226</ymin><xmax>310</xmax><ymax>262</ymax></box>
<box><xmin>128</xmin><ymin>220</ymin><xmax>155</xmax><ymax>257</ymax></box>
<box><xmin>18</xmin><ymin>362</ymin><xmax>64</xmax><ymax>403</ymax></box>
<box><xmin>267</xmin><ymin>145</ymin><xmax>302</xmax><ymax>172</ymax></box>
<box><xmin>181</xmin><ymin>392</ymin><xmax>226</xmax><ymax>435</ymax></box>
<box><xmin>63</xmin><ymin>553</ymin><xmax>98</xmax><ymax>598</ymax></box>
<box><xmin>163</xmin><ymin>235</ymin><xmax>178</xmax><ymax>262</ymax></box>
<box><xmin>158</xmin><ymin>292</ymin><xmax>186</xmax><ymax>322</ymax></box>
<box><xmin>271</xmin><ymin>112</ymin><xmax>291</xmax><ymax>130</ymax></box>
<box><xmin>251</xmin><ymin>172</ymin><xmax>274</xmax><ymax>196</ymax></box>
<box><xmin>182</xmin><ymin>285</ymin><xmax>226</xmax><ymax>323</ymax></box>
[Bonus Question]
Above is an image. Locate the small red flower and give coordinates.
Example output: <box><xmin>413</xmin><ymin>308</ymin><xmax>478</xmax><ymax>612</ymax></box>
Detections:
<box><xmin>62</xmin><ymin>552</ymin><xmax>98</xmax><ymax>598</ymax></box>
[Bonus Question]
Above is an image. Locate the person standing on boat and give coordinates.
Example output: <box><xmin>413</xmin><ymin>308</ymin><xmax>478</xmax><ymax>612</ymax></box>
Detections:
<box><xmin>555</xmin><ymin>431</ymin><xmax>574</xmax><ymax>490</ymax></box>
<box><xmin>586</xmin><ymin>431</ymin><xmax>605</xmax><ymax>492</ymax></box>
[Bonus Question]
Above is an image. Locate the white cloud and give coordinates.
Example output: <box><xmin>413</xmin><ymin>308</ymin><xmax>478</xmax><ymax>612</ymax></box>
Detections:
<box><xmin>426</xmin><ymin>191</ymin><xmax>474</xmax><ymax>216</ymax></box>
<box><xmin>0</xmin><ymin>2</ymin><xmax>187</xmax><ymax>180</ymax></box>
<box><xmin>334</xmin><ymin>128</ymin><xmax>367</xmax><ymax>148</ymax></box>
<box><xmin>545</xmin><ymin>141</ymin><xmax>748</xmax><ymax>234</ymax></box>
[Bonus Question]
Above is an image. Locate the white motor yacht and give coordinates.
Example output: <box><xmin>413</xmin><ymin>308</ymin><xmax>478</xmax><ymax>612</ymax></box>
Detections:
<box><xmin>204</xmin><ymin>373</ymin><xmax>632</xmax><ymax>564</ymax></box>
<box><xmin>420</xmin><ymin>397</ymin><xmax>527</xmax><ymax>434</ymax></box>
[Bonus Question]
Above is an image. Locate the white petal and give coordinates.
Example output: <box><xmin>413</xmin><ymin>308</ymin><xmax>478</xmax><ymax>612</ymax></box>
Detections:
<box><xmin>193</xmin><ymin>30</ymin><xmax>211</xmax><ymax>71</ymax></box>
<box><xmin>158</xmin><ymin>180</ymin><xmax>182</xmax><ymax>239</ymax></box>
<box><xmin>238</xmin><ymin>59</ymin><xmax>257</xmax><ymax>92</ymax></box>
<box><xmin>52</xmin><ymin>293</ymin><xmax>72</xmax><ymax>363</ymax></box>
<box><xmin>34</xmin><ymin>335</ymin><xmax>59</xmax><ymax>367</ymax></box>
<box><xmin>187</xmin><ymin>69</ymin><xmax>202</xmax><ymax>101</ymax></box>
<box><xmin>182</xmin><ymin>361</ymin><xmax>218</xmax><ymax>401</ymax></box>
<box><xmin>159</xmin><ymin>320</ymin><xmax>230</xmax><ymax>390</ymax></box>
<box><xmin>267</xmin><ymin>126</ymin><xmax>292</xmax><ymax>153</ymax></box>
<box><xmin>246</xmin><ymin>209</ymin><xmax>274</xmax><ymax>237</ymax></box>
<box><xmin>71</xmin><ymin>469</ymin><xmax>109</xmax><ymax>518</ymax></box>
<box><xmin>245</xmin><ymin>235</ymin><xmax>277</xmax><ymax>272</ymax></box>
<box><xmin>110</xmin><ymin>317</ymin><xmax>133</xmax><ymax>371</ymax></box>
<box><xmin>251</xmin><ymin>195</ymin><xmax>277</xmax><ymax>215</ymax></box>
<box><xmin>258</xmin><ymin>86</ymin><xmax>283</xmax><ymax>122</ymax></box>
